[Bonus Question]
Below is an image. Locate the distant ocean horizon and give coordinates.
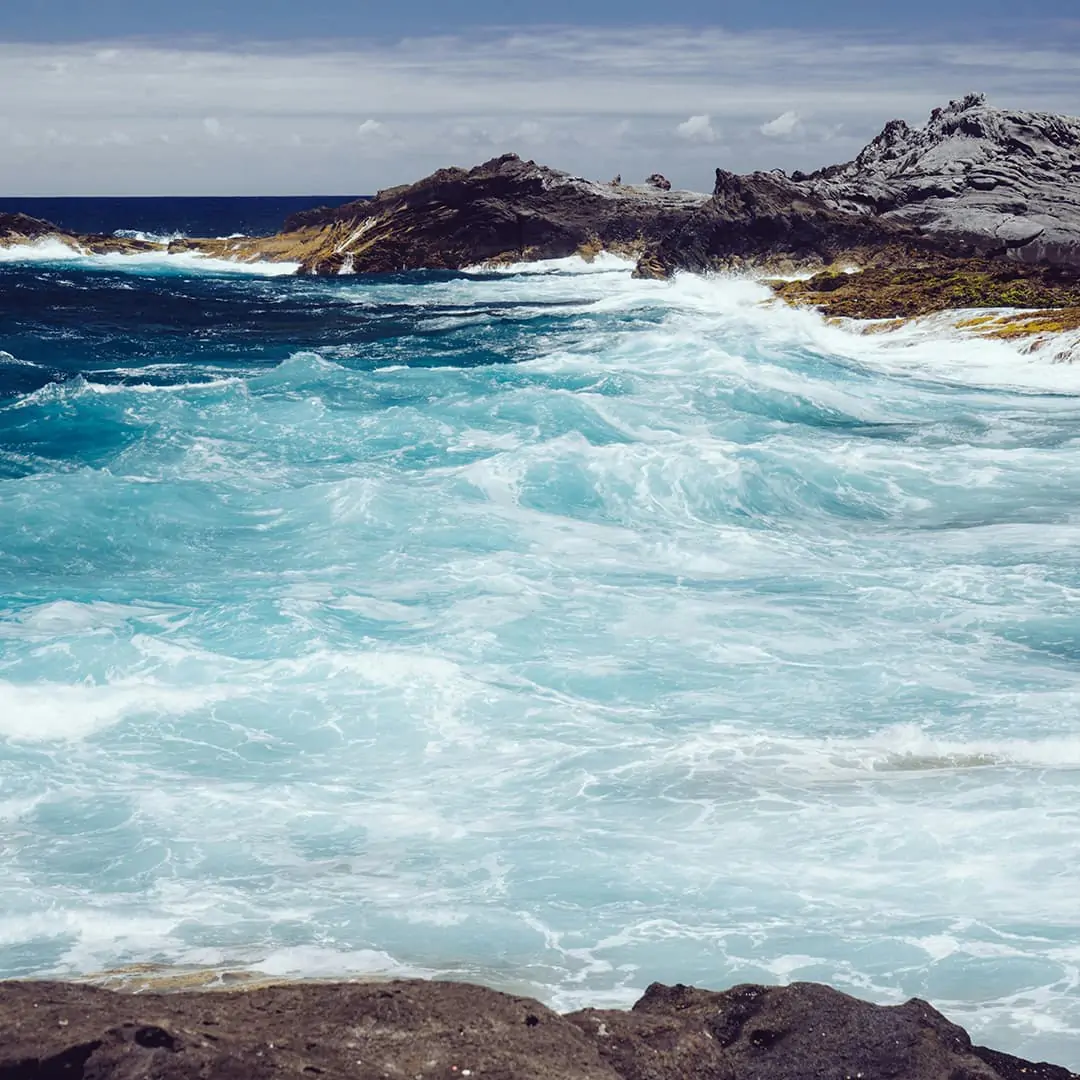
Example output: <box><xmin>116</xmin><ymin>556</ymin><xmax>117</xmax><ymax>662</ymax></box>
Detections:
<box><xmin>0</xmin><ymin>195</ymin><xmax>367</xmax><ymax>239</ymax></box>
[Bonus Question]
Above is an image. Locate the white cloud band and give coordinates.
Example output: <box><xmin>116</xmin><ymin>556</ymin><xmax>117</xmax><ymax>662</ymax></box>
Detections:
<box><xmin>2</xmin><ymin>25</ymin><xmax>1078</xmax><ymax>194</ymax></box>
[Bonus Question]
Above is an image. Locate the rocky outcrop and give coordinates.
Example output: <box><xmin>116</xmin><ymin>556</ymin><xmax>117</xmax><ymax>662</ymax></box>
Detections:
<box><xmin>798</xmin><ymin>94</ymin><xmax>1080</xmax><ymax>268</ymax></box>
<box><xmin>179</xmin><ymin>156</ymin><xmax>708</xmax><ymax>275</ymax></box>
<box><xmin>0</xmin><ymin>211</ymin><xmax>58</xmax><ymax>243</ymax></box>
<box><xmin>0</xmin><ymin>211</ymin><xmax>156</xmax><ymax>256</ymax></box>
<box><xmin>636</xmin><ymin>96</ymin><xmax>1080</xmax><ymax>280</ymax></box>
<box><xmin>4</xmin><ymin>95</ymin><xmax>1080</xmax><ymax>323</ymax></box>
<box><xmin>0</xmin><ymin>977</ymin><xmax>1075</xmax><ymax>1080</ymax></box>
<box><xmin>631</xmin><ymin>167</ymin><xmax>954</xmax><ymax>279</ymax></box>
<box><xmin>772</xmin><ymin>255</ymin><xmax>1080</xmax><ymax>320</ymax></box>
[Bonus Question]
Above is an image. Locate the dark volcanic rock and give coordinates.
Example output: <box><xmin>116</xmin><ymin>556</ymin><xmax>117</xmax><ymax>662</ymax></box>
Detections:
<box><xmin>575</xmin><ymin>982</ymin><xmax>1077</xmax><ymax>1080</ymax></box>
<box><xmin>0</xmin><ymin>211</ymin><xmax>157</xmax><ymax>255</ymax></box>
<box><xmin>193</xmin><ymin>155</ymin><xmax>708</xmax><ymax>275</ymax></box>
<box><xmin>1</xmin><ymin>978</ymin><xmax>1075</xmax><ymax>1080</ymax></box>
<box><xmin>0</xmin><ymin>211</ymin><xmax>67</xmax><ymax>242</ymax></box>
<box><xmin>801</xmin><ymin>94</ymin><xmax>1080</xmax><ymax>267</ymax></box>
<box><xmin>633</xmin><ymin>167</ymin><xmax>949</xmax><ymax>278</ymax></box>
<box><xmin>292</xmin><ymin>154</ymin><xmax>706</xmax><ymax>274</ymax></box>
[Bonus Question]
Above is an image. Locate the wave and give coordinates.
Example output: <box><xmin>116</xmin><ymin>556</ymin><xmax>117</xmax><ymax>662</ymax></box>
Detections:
<box><xmin>112</xmin><ymin>229</ymin><xmax>187</xmax><ymax>243</ymax></box>
<box><xmin>5</xmin><ymin>247</ymin><xmax>1080</xmax><ymax>1067</ymax></box>
<box><xmin>465</xmin><ymin>252</ymin><xmax>638</xmax><ymax>276</ymax></box>
<box><xmin>0</xmin><ymin>238</ymin><xmax>299</xmax><ymax>277</ymax></box>
<box><xmin>0</xmin><ymin>350</ymin><xmax>40</xmax><ymax>369</ymax></box>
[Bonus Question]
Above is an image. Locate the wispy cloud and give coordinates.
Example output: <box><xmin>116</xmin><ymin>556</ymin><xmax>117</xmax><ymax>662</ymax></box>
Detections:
<box><xmin>760</xmin><ymin>111</ymin><xmax>801</xmax><ymax>137</ymax></box>
<box><xmin>1</xmin><ymin>25</ymin><xmax>1078</xmax><ymax>195</ymax></box>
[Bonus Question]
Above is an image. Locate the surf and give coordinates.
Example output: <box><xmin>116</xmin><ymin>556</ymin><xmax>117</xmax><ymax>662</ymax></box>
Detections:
<box><xmin>2</xmin><ymin>251</ymin><xmax>1080</xmax><ymax>1067</ymax></box>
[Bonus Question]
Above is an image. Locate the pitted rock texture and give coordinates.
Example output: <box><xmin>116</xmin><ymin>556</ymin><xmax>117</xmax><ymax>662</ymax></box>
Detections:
<box><xmin>0</xmin><ymin>978</ymin><xmax>1075</xmax><ymax>1080</ymax></box>
<box><xmin>799</xmin><ymin>93</ymin><xmax>1080</xmax><ymax>267</ymax></box>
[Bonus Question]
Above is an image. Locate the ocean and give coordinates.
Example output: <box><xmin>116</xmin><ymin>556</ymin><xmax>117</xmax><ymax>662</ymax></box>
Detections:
<box><xmin>1</xmin><ymin>198</ymin><xmax>1079</xmax><ymax>1067</ymax></box>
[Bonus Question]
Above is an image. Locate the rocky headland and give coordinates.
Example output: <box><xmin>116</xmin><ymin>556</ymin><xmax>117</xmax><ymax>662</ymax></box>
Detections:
<box><xmin>2</xmin><ymin>976</ymin><xmax>1076</xmax><ymax>1080</ymax></box>
<box><xmin>4</xmin><ymin>95</ymin><xmax>1080</xmax><ymax>348</ymax></box>
<box><xmin>167</xmin><ymin>158</ymin><xmax>708</xmax><ymax>275</ymax></box>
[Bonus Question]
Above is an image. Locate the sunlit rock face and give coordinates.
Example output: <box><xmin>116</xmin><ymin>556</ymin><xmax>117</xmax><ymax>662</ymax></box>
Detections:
<box><xmin>800</xmin><ymin>94</ymin><xmax>1080</xmax><ymax>267</ymax></box>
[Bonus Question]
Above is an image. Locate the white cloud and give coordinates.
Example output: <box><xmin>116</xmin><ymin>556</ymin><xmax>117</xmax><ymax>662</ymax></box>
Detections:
<box><xmin>675</xmin><ymin>114</ymin><xmax>718</xmax><ymax>143</ymax></box>
<box><xmin>0</xmin><ymin>25</ymin><xmax>1078</xmax><ymax>195</ymax></box>
<box><xmin>356</xmin><ymin>119</ymin><xmax>388</xmax><ymax>141</ymax></box>
<box><xmin>760</xmin><ymin>110</ymin><xmax>801</xmax><ymax>137</ymax></box>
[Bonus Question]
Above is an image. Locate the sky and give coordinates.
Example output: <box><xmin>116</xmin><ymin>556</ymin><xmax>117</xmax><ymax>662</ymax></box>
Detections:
<box><xmin>2</xmin><ymin>1</ymin><xmax>1079</xmax><ymax>195</ymax></box>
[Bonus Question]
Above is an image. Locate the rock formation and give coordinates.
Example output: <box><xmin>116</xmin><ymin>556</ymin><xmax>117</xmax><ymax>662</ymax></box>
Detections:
<box><xmin>4</xmin><ymin>96</ymin><xmax>1080</xmax><ymax>326</ymax></box>
<box><xmin>635</xmin><ymin>95</ymin><xmax>1080</xmax><ymax>280</ymax></box>
<box><xmin>176</xmin><ymin>155</ymin><xmax>707</xmax><ymax>275</ymax></box>
<box><xmin>0</xmin><ymin>977</ymin><xmax>1075</xmax><ymax>1080</ymax></box>
<box><xmin>0</xmin><ymin>211</ymin><xmax>156</xmax><ymax>256</ymax></box>
<box><xmin>799</xmin><ymin>93</ymin><xmax>1080</xmax><ymax>268</ymax></box>
<box><xmin>631</xmin><ymin>167</ymin><xmax>950</xmax><ymax>279</ymax></box>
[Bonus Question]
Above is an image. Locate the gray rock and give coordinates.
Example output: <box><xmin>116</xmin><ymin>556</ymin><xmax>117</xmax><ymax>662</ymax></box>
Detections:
<box><xmin>800</xmin><ymin>93</ymin><xmax>1080</xmax><ymax>267</ymax></box>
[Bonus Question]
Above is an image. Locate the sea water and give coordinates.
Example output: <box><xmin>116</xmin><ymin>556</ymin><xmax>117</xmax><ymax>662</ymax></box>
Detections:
<box><xmin>1</xmin><ymin>223</ymin><xmax>1079</xmax><ymax>1065</ymax></box>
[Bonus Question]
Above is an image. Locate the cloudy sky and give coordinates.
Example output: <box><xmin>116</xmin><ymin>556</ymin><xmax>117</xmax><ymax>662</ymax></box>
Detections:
<box><xmin>3</xmin><ymin>1</ymin><xmax>1079</xmax><ymax>195</ymax></box>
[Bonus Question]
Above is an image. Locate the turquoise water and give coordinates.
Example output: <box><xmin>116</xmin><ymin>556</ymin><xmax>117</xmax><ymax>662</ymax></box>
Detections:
<box><xmin>1</xmin><ymin>246</ymin><xmax>1079</xmax><ymax>1065</ymax></box>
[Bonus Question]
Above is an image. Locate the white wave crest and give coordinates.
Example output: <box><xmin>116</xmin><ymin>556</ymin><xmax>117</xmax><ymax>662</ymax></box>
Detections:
<box><xmin>0</xmin><ymin>237</ymin><xmax>298</xmax><ymax>276</ymax></box>
<box><xmin>0</xmin><ymin>350</ymin><xmax>40</xmax><ymax>368</ymax></box>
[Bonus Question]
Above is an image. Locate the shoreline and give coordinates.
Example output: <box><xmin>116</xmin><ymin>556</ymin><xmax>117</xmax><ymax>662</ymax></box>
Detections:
<box><xmin>3</xmin><ymin>232</ymin><xmax>1078</xmax><ymax>363</ymax></box>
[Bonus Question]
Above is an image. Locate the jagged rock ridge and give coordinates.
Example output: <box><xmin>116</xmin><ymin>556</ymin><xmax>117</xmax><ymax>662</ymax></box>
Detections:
<box><xmin>1</xmin><ymin>978</ymin><xmax>1076</xmax><ymax>1080</ymax></box>
<box><xmin>181</xmin><ymin>155</ymin><xmax>708</xmax><ymax>275</ymax></box>
<box><xmin>799</xmin><ymin>93</ymin><xmax>1080</xmax><ymax>266</ymax></box>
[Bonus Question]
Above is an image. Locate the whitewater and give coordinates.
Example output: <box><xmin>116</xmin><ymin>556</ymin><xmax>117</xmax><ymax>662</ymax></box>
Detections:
<box><xmin>1</xmin><ymin>248</ymin><xmax>1079</xmax><ymax>1066</ymax></box>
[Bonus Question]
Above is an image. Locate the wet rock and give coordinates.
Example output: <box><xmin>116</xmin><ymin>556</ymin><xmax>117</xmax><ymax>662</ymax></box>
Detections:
<box><xmin>0</xmin><ymin>211</ymin><xmax>158</xmax><ymax>256</ymax></box>
<box><xmin>0</xmin><ymin>978</ymin><xmax>1075</xmax><ymax>1080</ymax></box>
<box><xmin>572</xmin><ymin>981</ymin><xmax>1078</xmax><ymax>1080</ymax></box>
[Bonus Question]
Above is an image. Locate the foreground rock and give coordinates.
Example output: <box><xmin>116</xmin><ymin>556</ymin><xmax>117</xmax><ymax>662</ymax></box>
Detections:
<box><xmin>177</xmin><ymin>156</ymin><xmax>708</xmax><ymax>275</ymax></box>
<box><xmin>1</xmin><ymin>977</ymin><xmax>1075</xmax><ymax>1080</ymax></box>
<box><xmin>0</xmin><ymin>211</ymin><xmax>156</xmax><ymax>257</ymax></box>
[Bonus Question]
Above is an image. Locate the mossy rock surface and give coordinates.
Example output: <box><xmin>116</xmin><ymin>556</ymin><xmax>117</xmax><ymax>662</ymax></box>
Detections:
<box><xmin>774</xmin><ymin>257</ymin><xmax>1080</xmax><ymax>319</ymax></box>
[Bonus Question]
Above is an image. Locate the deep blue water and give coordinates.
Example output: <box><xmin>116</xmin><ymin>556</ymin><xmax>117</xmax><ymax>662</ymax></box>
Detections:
<box><xmin>1</xmin><ymin>203</ymin><xmax>1080</xmax><ymax>1066</ymax></box>
<box><xmin>0</xmin><ymin>196</ymin><xmax>362</xmax><ymax>239</ymax></box>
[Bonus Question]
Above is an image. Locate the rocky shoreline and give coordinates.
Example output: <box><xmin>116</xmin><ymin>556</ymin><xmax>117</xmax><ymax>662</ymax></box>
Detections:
<box><xmin>3</xmin><ymin>94</ymin><xmax>1080</xmax><ymax>350</ymax></box>
<box><xmin>2</xmin><ymin>976</ymin><xmax>1077</xmax><ymax>1080</ymax></box>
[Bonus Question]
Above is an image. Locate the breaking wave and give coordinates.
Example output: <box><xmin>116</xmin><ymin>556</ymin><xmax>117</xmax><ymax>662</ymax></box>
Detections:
<box><xmin>2</xmin><ymin>254</ymin><xmax>1080</xmax><ymax>1066</ymax></box>
<box><xmin>0</xmin><ymin>238</ymin><xmax>298</xmax><ymax>276</ymax></box>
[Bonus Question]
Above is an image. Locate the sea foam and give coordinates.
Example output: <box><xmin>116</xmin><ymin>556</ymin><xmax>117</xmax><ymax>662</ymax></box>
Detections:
<box><xmin>1</xmin><ymin>255</ymin><xmax>1080</xmax><ymax>1067</ymax></box>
